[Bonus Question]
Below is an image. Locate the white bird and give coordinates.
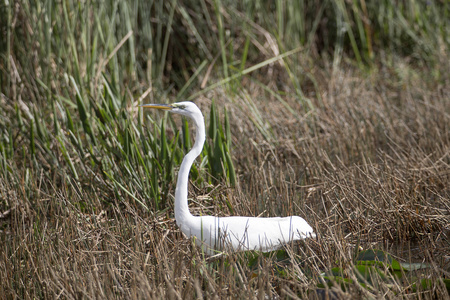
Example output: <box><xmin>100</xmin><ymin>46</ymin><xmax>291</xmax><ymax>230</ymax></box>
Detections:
<box><xmin>141</xmin><ymin>101</ymin><xmax>315</xmax><ymax>256</ymax></box>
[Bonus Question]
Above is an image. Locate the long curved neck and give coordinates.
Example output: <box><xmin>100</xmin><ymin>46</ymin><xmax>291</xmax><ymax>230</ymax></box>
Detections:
<box><xmin>174</xmin><ymin>112</ymin><xmax>205</xmax><ymax>226</ymax></box>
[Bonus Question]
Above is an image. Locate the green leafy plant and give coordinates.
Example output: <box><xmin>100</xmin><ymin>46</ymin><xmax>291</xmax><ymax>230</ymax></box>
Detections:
<box><xmin>319</xmin><ymin>249</ymin><xmax>450</xmax><ymax>294</ymax></box>
<box><xmin>206</xmin><ymin>100</ymin><xmax>236</xmax><ymax>187</ymax></box>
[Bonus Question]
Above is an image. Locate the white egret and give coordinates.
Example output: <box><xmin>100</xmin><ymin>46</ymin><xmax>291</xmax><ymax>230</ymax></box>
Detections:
<box><xmin>141</xmin><ymin>101</ymin><xmax>315</xmax><ymax>255</ymax></box>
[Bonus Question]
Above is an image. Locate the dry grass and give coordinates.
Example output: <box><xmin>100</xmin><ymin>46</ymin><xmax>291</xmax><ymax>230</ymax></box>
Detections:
<box><xmin>1</xmin><ymin>1</ymin><xmax>449</xmax><ymax>298</ymax></box>
<box><xmin>1</xmin><ymin>60</ymin><xmax>449</xmax><ymax>299</ymax></box>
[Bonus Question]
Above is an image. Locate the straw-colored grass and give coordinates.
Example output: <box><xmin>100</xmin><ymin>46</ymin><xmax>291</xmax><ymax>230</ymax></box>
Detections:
<box><xmin>1</xmin><ymin>0</ymin><xmax>449</xmax><ymax>298</ymax></box>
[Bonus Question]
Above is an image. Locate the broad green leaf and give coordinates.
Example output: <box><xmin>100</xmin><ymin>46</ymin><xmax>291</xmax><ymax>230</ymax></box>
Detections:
<box><xmin>399</xmin><ymin>262</ymin><xmax>431</xmax><ymax>271</ymax></box>
<box><xmin>356</xmin><ymin>249</ymin><xmax>393</xmax><ymax>264</ymax></box>
<box><xmin>354</xmin><ymin>265</ymin><xmax>388</xmax><ymax>283</ymax></box>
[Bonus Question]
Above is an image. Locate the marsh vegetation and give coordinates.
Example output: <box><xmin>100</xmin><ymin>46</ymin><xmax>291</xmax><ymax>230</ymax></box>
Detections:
<box><xmin>1</xmin><ymin>0</ymin><xmax>449</xmax><ymax>298</ymax></box>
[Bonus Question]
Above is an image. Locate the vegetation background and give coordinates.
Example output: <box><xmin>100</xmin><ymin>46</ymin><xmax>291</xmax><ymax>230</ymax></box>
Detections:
<box><xmin>0</xmin><ymin>0</ymin><xmax>449</xmax><ymax>298</ymax></box>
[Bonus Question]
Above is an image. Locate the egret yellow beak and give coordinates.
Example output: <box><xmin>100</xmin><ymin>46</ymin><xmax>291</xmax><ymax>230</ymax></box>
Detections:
<box><xmin>140</xmin><ymin>103</ymin><xmax>173</xmax><ymax>110</ymax></box>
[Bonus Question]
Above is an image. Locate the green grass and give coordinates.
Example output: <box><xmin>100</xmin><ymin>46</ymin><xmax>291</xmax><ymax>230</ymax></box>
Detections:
<box><xmin>0</xmin><ymin>0</ymin><xmax>449</xmax><ymax>298</ymax></box>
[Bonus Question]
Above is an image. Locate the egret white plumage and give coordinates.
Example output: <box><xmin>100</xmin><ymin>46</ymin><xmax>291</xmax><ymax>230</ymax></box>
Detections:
<box><xmin>141</xmin><ymin>101</ymin><xmax>315</xmax><ymax>255</ymax></box>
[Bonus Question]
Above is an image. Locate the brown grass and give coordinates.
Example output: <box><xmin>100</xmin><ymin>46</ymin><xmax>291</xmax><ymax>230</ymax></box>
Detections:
<box><xmin>1</xmin><ymin>60</ymin><xmax>449</xmax><ymax>299</ymax></box>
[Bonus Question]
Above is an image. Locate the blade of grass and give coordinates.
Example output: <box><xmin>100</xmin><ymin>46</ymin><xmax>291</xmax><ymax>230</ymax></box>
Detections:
<box><xmin>187</xmin><ymin>47</ymin><xmax>303</xmax><ymax>101</ymax></box>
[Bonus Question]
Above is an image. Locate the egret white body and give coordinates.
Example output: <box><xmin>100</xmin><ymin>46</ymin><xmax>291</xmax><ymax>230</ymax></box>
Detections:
<box><xmin>142</xmin><ymin>101</ymin><xmax>315</xmax><ymax>256</ymax></box>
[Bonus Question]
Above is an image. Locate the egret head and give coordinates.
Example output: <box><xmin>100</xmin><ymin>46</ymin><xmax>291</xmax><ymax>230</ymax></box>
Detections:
<box><xmin>140</xmin><ymin>101</ymin><xmax>202</xmax><ymax>119</ymax></box>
